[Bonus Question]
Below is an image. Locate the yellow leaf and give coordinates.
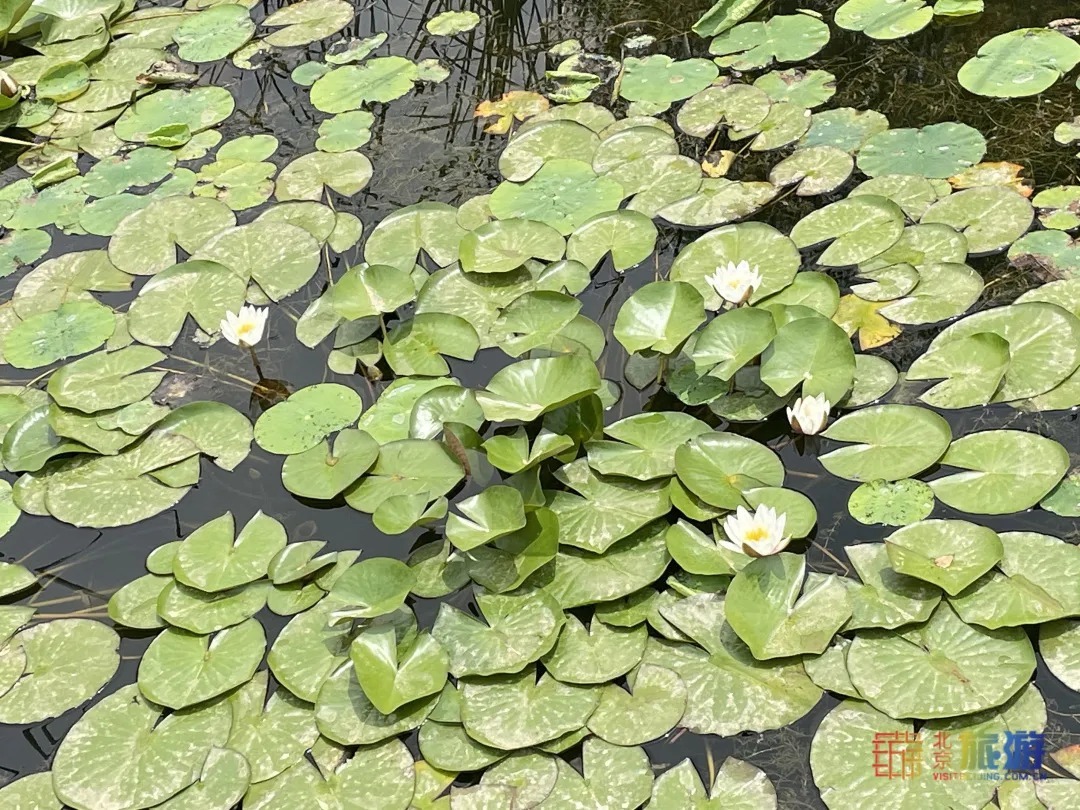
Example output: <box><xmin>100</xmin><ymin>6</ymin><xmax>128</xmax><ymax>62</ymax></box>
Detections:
<box><xmin>473</xmin><ymin>91</ymin><xmax>550</xmax><ymax>135</ymax></box>
<box><xmin>948</xmin><ymin>161</ymin><xmax>1032</xmax><ymax>198</ymax></box>
<box><xmin>702</xmin><ymin>150</ymin><xmax>735</xmax><ymax>178</ymax></box>
<box><xmin>833</xmin><ymin>294</ymin><xmax>900</xmax><ymax>350</ymax></box>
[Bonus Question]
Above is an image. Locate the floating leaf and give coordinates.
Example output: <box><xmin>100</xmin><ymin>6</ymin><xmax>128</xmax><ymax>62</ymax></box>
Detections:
<box><xmin>846</xmin><ymin>602</ymin><xmax>1035</xmax><ymax>718</ymax></box>
<box><xmin>930</xmin><ymin>430</ymin><xmax>1069</xmax><ymax>514</ymax></box>
<box><xmin>843</xmin><ymin>543</ymin><xmax>940</xmax><ymax>631</ymax></box>
<box><xmin>619</xmin><ymin>55</ymin><xmax>719</xmax><ymax>103</ymax></box>
<box><xmin>650</xmin><ymin>757</ymin><xmax>777</xmax><ymax>808</ymax></box>
<box><xmin>921</xmin><ymin>186</ymin><xmax>1033</xmax><ymax>255</ymax></box>
<box><xmin>790</xmin><ymin>195</ymin><xmax>905</xmax><ymax>267</ymax></box>
<box><xmin>3</xmin><ymin>300</ymin><xmax>114</xmax><ymax>369</ymax></box>
<box><xmin>857</xmin><ymin>122</ymin><xmax>985</xmax><ymax>178</ymax></box>
<box><xmin>820</xmin><ymin>404</ymin><xmax>951</xmax><ymax>482</ymax></box>
<box><xmin>849</xmin><ymin>479</ymin><xmax>935</xmax><ymax>526</ymax></box>
<box><xmin>172</xmin><ymin>4</ymin><xmax>254</xmax><ymax>63</ymax></box>
<box><xmin>726</xmin><ymin>553</ymin><xmax>852</xmax><ymax>659</ymax></box>
<box><xmin>310</xmin><ymin>57</ymin><xmax>419</xmax><ymax>112</ymax></box>
<box><xmin>885</xmin><ymin>519</ymin><xmax>1003</xmax><ymax>594</ymax></box>
<box><xmin>425</xmin><ymin>10</ymin><xmax>479</xmax><ymax>36</ymax></box>
<box><xmin>709</xmin><ymin>13</ymin><xmax>830</xmax><ymax>70</ymax></box>
<box><xmin>174</xmin><ymin>511</ymin><xmax>286</xmax><ymax>593</ymax></box>
<box><xmin>262</xmin><ymin>0</ymin><xmax>354</xmax><ymax>47</ymax></box>
<box><xmin>959</xmin><ymin>28</ymin><xmax>1080</xmax><ymax>98</ymax></box>
<box><xmin>836</xmin><ymin>0</ymin><xmax>933</xmax><ymax>39</ymax></box>
<box><xmin>254</xmin><ymin>384</ymin><xmax>363</xmax><ymax>455</ymax></box>
<box><xmin>138</xmin><ymin>620</ymin><xmax>265</xmax><ymax>710</ymax></box>
<box><xmin>280</xmin><ymin>429</ymin><xmax>378</xmax><ymax>500</ymax></box>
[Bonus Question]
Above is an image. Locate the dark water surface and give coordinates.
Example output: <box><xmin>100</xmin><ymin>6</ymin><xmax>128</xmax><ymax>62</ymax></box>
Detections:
<box><xmin>1</xmin><ymin>1</ymin><xmax>1079</xmax><ymax>805</ymax></box>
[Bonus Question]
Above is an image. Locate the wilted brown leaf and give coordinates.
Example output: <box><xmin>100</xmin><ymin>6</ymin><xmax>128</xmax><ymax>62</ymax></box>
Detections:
<box><xmin>474</xmin><ymin>91</ymin><xmax>550</xmax><ymax>135</ymax></box>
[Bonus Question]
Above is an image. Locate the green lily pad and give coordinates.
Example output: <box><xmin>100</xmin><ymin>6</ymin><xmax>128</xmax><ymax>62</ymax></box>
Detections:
<box><xmin>363</xmin><ymin>201</ymin><xmax>464</xmax><ymax>272</ymax></box>
<box><xmin>726</xmin><ymin>553</ymin><xmax>852</xmax><ymax>660</ymax></box>
<box><xmin>586</xmin><ymin>663</ymin><xmax>685</xmax><ymax>745</ymax></box>
<box><xmin>649</xmin><ymin>757</ymin><xmax>777</xmax><ymax>808</ymax></box>
<box><xmin>658</xmin><ymin>178</ymin><xmax>777</xmax><ymax>227</ymax></box>
<box><xmin>0</xmin><ymin>618</ymin><xmax>119</xmax><ymax>723</ymax></box>
<box><xmin>489</xmin><ymin>158</ymin><xmax>624</xmax><ymax>235</ymax></box>
<box><xmin>674</xmin><ymin>432</ymin><xmax>783</xmax><ymax>509</ymax></box>
<box><xmin>540</xmin><ymin>615</ymin><xmax>646</xmax><ymax>684</ymax></box>
<box><xmin>351</xmin><ymin>626</ymin><xmax>449</xmax><ymax>715</ymax></box>
<box><xmin>128</xmin><ymin>260</ymin><xmax>246</xmax><ymax>346</ymax></box>
<box><xmin>921</xmin><ymin>186</ymin><xmax>1033</xmax><ymax>255</ymax></box>
<box><xmin>849</xmin><ymin>479</ymin><xmax>935</xmax><ymax>526</ymax></box>
<box><xmin>431</xmin><ymin>588</ymin><xmax>563</xmax><ymax>677</ymax></box>
<box><xmin>885</xmin><ymin>519</ymin><xmax>1003</xmax><ymax>594</ymax></box>
<box><xmin>546</xmin><ymin>521</ymin><xmax>671</xmax><ymax>608</ymax></box>
<box><xmin>857</xmin><ymin>122</ymin><xmax>985</xmax><ymax>178</ymax></box>
<box><xmin>268</xmin><ymin>599</ymin><xmax>350</xmax><ymax>702</ymax></box>
<box><xmin>676</xmin><ymin>83</ymin><xmax>771</xmax><ymax>139</ymax></box>
<box><xmin>152</xmin><ymin>747</ymin><xmax>249</xmax><ymax>810</ymax></box>
<box><xmin>157</xmin><ymin>579</ymin><xmax>267</xmax><ymax>634</ymax></box>
<box><xmin>138</xmin><ymin>619</ymin><xmax>265</xmax><ymax>710</ymax></box>
<box><xmin>52</xmin><ymin>684</ymin><xmax>232</xmax><ymax>810</ymax></box>
<box><xmin>108</xmin><ymin>196</ymin><xmax>236</xmax><ymax>276</ymax></box>
<box><xmin>498</xmin><ymin>120</ymin><xmax>599</xmax><ymax>182</ymax></box>
<box><xmin>1009</xmin><ymin>230</ymin><xmax>1080</xmax><ymax>279</ymax></box>
<box><xmin>330</xmin><ymin>558</ymin><xmax>415</xmax><ymax>618</ymax></box>
<box><xmin>585</xmin><ymin>412</ymin><xmax>711</xmax><ymax>482</ymax></box>
<box><xmin>820</xmin><ymin>404</ymin><xmax>952</xmax><ymax>482</ymax></box>
<box><xmin>836</xmin><ymin>0</ymin><xmax>933</xmax><ymax>39</ymax></box>
<box><xmin>425</xmin><ymin>10</ymin><xmax>479</xmax><ymax>35</ymax></box>
<box><xmin>3</xmin><ymin>300</ymin><xmax>114</xmax><ymax>369</ymax></box>
<box><xmin>801</xmin><ymin>107</ymin><xmax>890</xmax><ymax>151</ymax></box>
<box><xmin>475</xmin><ymin>353</ymin><xmax>600</xmax><ymax>422</ymax></box>
<box><xmin>907</xmin><ymin>333</ymin><xmax>1010</xmax><ymax>408</ymax></box>
<box><xmin>843</xmin><ymin>542</ymin><xmax>941</xmax><ymax>631</ymax></box>
<box><xmin>565</xmin><ymin>209</ymin><xmax>657</xmax><ymax>272</ymax></box>
<box><xmin>951</xmin><ymin>531</ymin><xmax>1080</xmax><ymax>629</ymax></box>
<box><xmin>790</xmin><ymin>195</ymin><xmax>905</xmax><ymax>267</ymax></box>
<box><xmin>280</xmin><ymin>429</ymin><xmax>378</xmax><ymax>499</ymax></box>
<box><xmin>1033</xmin><ymin>185</ymin><xmax>1080</xmax><ymax>231</ymax></box>
<box><xmin>769</xmin><ymin>146</ymin><xmax>853</xmax><ymax>196</ymax></box>
<box><xmin>670</xmin><ymin>222</ymin><xmax>800</xmax><ymax>308</ymax></box>
<box><xmin>754</xmin><ymin>68</ymin><xmax>836</xmax><ymax>108</ymax></box>
<box><xmin>262</xmin><ymin>0</ymin><xmax>354</xmax><ymax>47</ymax></box>
<box><xmin>107</xmin><ymin>573</ymin><xmax>169</xmax><ymax>630</ymax></box>
<box><xmin>930</xmin><ymin>430</ymin><xmax>1069</xmax><ymax>514</ymax></box>
<box><xmin>458</xmin><ymin>218</ymin><xmax>565</xmax><ymax>274</ymax></box>
<box><xmin>529</xmin><ymin>738</ymin><xmax>654</xmax><ymax>808</ymax></box>
<box><xmin>274</xmin><ymin>150</ymin><xmax>372</xmax><ymax>201</ymax></box>
<box><xmin>709</xmin><ymin>13</ymin><xmax>830</xmax><ymax>70</ymax></box>
<box><xmin>846</xmin><ymin>602</ymin><xmax>1035</xmax><ymax>718</ymax></box>
<box><xmin>876</xmin><ymin>261</ymin><xmax>983</xmax><ymax>325</ymax></box>
<box><xmin>459</xmin><ymin>666</ymin><xmax>599</xmax><ymax>750</ymax></box>
<box><xmin>760</xmin><ymin>312</ymin><xmax>857</xmax><ymax>403</ymax></box>
<box><xmin>254</xmin><ymin>384</ymin><xmax>363</xmax><ymax>455</ymax></box>
<box><xmin>114</xmin><ymin>86</ymin><xmax>235</xmax><ymax>144</ymax></box>
<box><xmin>225</xmin><ymin>670</ymin><xmax>318</xmax><ymax>782</ymax></box>
<box><xmin>172</xmin><ymin>4</ymin><xmax>253</xmax><ymax>62</ymax></box>
<box><xmin>692</xmin><ymin>0</ymin><xmax>768</xmax><ymax>36</ymax></box>
<box><xmin>1040</xmin><ymin>619</ymin><xmax>1080</xmax><ymax>692</ymax></box>
<box><xmin>959</xmin><ymin>28</ymin><xmax>1080</xmax><ymax>98</ymax></box>
<box><xmin>174</xmin><ymin>511</ymin><xmax>286</xmax><ymax>593</ymax></box>
<box><xmin>47</xmin><ymin>346</ymin><xmax>165</xmax><ymax>413</ymax></box>
<box><xmin>0</xmin><ymin>773</ymin><xmax>61</xmax><ymax>809</ymax></box>
<box><xmin>644</xmin><ymin>598</ymin><xmax>822</xmax><ymax>735</ymax></box>
<box><xmin>618</xmin><ymin>55</ymin><xmax>719</xmax><ymax>103</ymax></box>
<box><xmin>614</xmin><ymin>280</ymin><xmax>705</xmax><ymax>355</ymax></box>
<box><xmin>310</xmin><ymin>56</ymin><xmax>419</xmax><ymax>112</ymax></box>
<box><xmin>345</xmin><ymin>438</ymin><xmax>463</xmax><ymax>521</ymax></box>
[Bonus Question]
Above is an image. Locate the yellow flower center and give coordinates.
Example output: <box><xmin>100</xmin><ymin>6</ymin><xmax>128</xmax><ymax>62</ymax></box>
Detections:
<box><xmin>744</xmin><ymin>527</ymin><xmax>768</xmax><ymax>543</ymax></box>
<box><xmin>237</xmin><ymin>323</ymin><xmax>256</xmax><ymax>339</ymax></box>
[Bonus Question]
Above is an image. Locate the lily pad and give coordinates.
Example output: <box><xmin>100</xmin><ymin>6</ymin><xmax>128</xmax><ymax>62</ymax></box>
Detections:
<box><xmin>790</xmin><ymin>195</ymin><xmax>905</xmax><ymax>267</ymax></box>
<box><xmin>857</xmin><ymin>123</ymin><xmax>986</xmax><ymax>179</ymax></box>
<box><xmin>726</xmin><ymin>553</ymin><xmax>852</xmax><ymax>659</ymax></box>
<box><xmin>310</xmin><ymin>56</ymin><xmax>419</xmax><ymax>112</ymax></box>
<box><xmin>846</xmin><ymin>602</ymin><xmax>1035</xmax><ymax>718</ymax></box>
<box><xmin>138</xmin><ymin>619</ymin><xmax>265</xmax><ymax>710</ymax></box>
<box><xmin>618</xmin><ymin>55</ymin><xmax>719</xmax><ymax>103</ymax></box>
<box><xmin>262</xmin><ymin>0</ymin><xmax>354</xmax><ymax>47</ymax></box>
<box><xmin>649</xmin><ymin>757</ymin><xmax>777</xmax><ymax>808</ymax></box>
<box><xmin>172</xmin><ymin>4</ymin><xmax>254</xmax><ymax>63</ymax></box>
<box><xmin>843</xmin><ymin>543</ymin><xmax>941</xmax><ymax>631</ymax></box>
<box><xmin>885</xmin><ymin>519</ymin><xmax>1003</xmax><ymax>594</ymax></box>
<box><xmin>930</xmin><ymin>430</ymin><xmax>1069</xmax><ymax>514</ymax></box>
<box><xmin>4</xmin><ymin>300</ymin><xmax>114</xmax><ymax>369</ymax></box>
<box><xmin>674</xmin><ymin>432</ymin><xmax>783</xmax><ymax>509</ymax></box>
<box><xmin>280</xmin><ymin>429</ymin><xmax>378</xmax><ymax>500</ymax></box>
<box><xmin>709</xmin><ymin>13</ymin><xmax>830</xmax><ymax>70</ymax></box>
<box><xmin>254</xmin><ymin>384</ymin><xmax>363</xmax><ymax>455</ymax></box>
<box><xmin>849</xmin><ymin>479</ymin><xmax>935</xmax><ymax>526</ymax></box>
<box><xmin>820</xmin><ymin>404</ymin><xmax>952</xmax><ymax>482</ymax></box>
<box><xmin>836</xmin><ymin>0</ymin><xmax>933</xmax><ymax>40</ymax></box>
<box><xmin>921</xmin><ymin>186</ymin><xmax>1034</xmax><ymax>255</ymax></box>
<box><xmin>0</xmin><ymin>618</ymin><xmax>119</xmax><ymax>723</ymax></box>
<box><xmin>959</xmin><ymin>28</ymin><xmax>1080</xmax><ymax>98</ymax></box>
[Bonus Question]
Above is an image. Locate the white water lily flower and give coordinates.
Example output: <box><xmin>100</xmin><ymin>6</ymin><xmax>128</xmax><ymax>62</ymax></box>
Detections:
<box><xmin>704</xmin><ymin>260</ymin><xmax>763</xmax><ymax>306</ymax></box>
<box><xmin>787</xmin><ymin>393</ymin><xmax>830</xmax><ymax>435</ymax></box>
<box><xmin>220</xmin><ymin>305</ymin><xmax>268</xmax><ymax>348</ymax></box>
<box><xmin>719</xmin><ymin>505</ymin><xmax>790</xmax><ymax>557</ymax></box>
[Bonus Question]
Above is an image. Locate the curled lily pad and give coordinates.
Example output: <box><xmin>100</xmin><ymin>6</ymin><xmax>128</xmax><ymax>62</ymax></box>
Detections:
<box><xmin>350</xmin><ymin>627</ymin><xmax>449</xmax><ymax>715</ymax></box>
<box><xmin>885</xmin><ymin>519</ymin><xmax>1003</xmax><ymax>594</ymax></box>
<box><xmin>769</xmin><ymin>146</ymin><xmax>853</xmax><ymax>196</ymax></box>
<box><xmin>476</xmin><ymin>353</ymin><xmax>600</xmax><ymax>422</ymax></box>
<box><xmin>726</xmin><ymin>553</ymin><xmax>852</xmax><ymax>660</ymax></box>
<box><xmin>426</xmin><ymin>10</ymin><xmax>479</xmax><ymax>35</ymax></box>
<box><xmin>760</xmin><ymin>312</ymin><xmax>856</xmax><ymax>403</ymax></box>
<box><xmin>174</xmin><ymin>511</ymin><xmax>286</xmax><ymax>593</ymax></box>
<box><xmin>842</xmin><ymin>542</ymin><xmax>940</xmax><ymax>631</ymax></box>
<box><xmin>675</xmin><ymin>432</ymin><xmax>783</xmax><ymax>509</ymax></box>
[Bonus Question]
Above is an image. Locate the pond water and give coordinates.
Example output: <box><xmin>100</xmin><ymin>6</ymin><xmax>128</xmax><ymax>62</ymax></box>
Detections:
<box><xmin>1</xmin><ymin>0</ymin><xmax>1080</xmax><ymax>807</ymax></box>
